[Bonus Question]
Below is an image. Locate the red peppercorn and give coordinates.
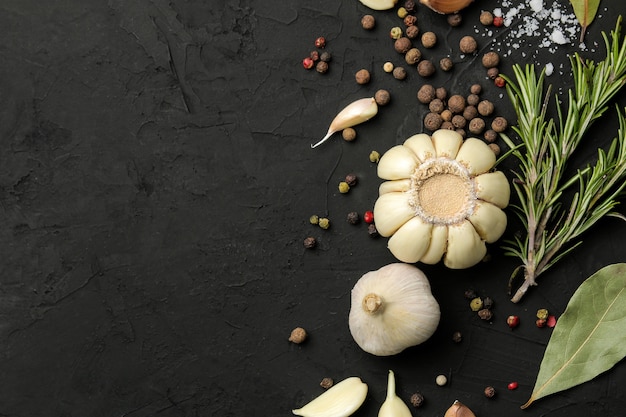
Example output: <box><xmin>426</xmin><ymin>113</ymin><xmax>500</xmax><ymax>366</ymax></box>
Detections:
<box><xmin>310</xmin><ymin>50</ymin><xmax>320</xmax><ymax>62</ymax></box>
<box><xmin>302</xmin><ymin>57</ymin><xmax>314</xmax><ymax>70</ymax></box>
<box><xmin>536</xmin><ymin>318</ymin><xmax>547</xmax><ymax>328</ymax></box>
<box><xmin>508</xmin><ymin>381</ymin><xmax>519</xmax><ymax>390</ymax></box>
<box><xmin>493</xmin><ymin>15</ymin><xmax>504</xmax><ymax>27</ymax></box>
<box><xmin>315</xmin><ymin>36</ymin><xmax>326</xmax><ymax>48</ymax></box>
<box><xmin>507</xmin><ymin>315</ymin><xmax>520</xmax><ymax>328</ymax></box>
<box><xmin>494</xmin><ymin>76</ymin><xmax>506</xmax><ymax>88</ymax></box>
<box><xmin>364</xmin><ymin>210</ymin><xmax>374</xmax><ymax>224</ymax></box>
<box><xmin>547</xmin><ymin>315</ymin><xmax>557</xmax><ymax>328</ymax></box>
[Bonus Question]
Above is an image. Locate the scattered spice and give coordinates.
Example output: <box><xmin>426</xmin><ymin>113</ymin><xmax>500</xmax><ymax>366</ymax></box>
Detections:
<box><xmin>484</xmin><ymin>129</ymin><xmax>497</xmax><ymax>142</ymax></box>
<box><xmin>480</xmin><ymin>10</ymin><xmax>494</xmax><ymax>26</ymax></box>
<box><xmin>421</xmin><ymin>31</ymin><xmax>437</xmax><ymax>48</ymax></box>
<box><xmin>488</xmin><ymin>143</ymin><xmax>501</xmax><ymax>156</ymax></box>
<box><xmin>478</xmin><ymin>308</ymin><xmax>493</xmax><ymax>320</ymax></box>
<box><xmin>483</xmin><ymin>296</ymin><xmax>494</xmax><ymax>309</ymax></box>
<box><xmin>392</xmin><ymin>66</ymin><xmax>407</xmax><ymax>80</ymax></box>
<box><xmin>470</xmin><ymin>297</ymin><xmax>483</xmax><ymax>312</ymax></box>
<box><xmin>310</xmin><ymin>50</ymin><xmax>319</xmax><ymax>62</ymax></box>
<box><xmin>404</xmin><ymin>15</ymin><xmax>417</xmax><ymax>27</ymax></box>
<box><xmin>375</xmin><ymin>89</ymin><xmax>391</xmax><ymax>106</ymax></box>
<box><xmin>406</xmin><ymin>25</ymin><xmax>419</xmax><ymax>39</ymax></box>
<box><xmin>316</xmin><ymin>61</ymin><xmax>329</xmax><ymax>74</ymax></box>
<box><xmin>447</xmin><ymin>13</ymin><xmax>462</xmax><ymax>27</ymax></box>
<box><xmin>320</xmin><ymin>377</ymin><xmax>334</xmax><ymax>389</ymax></box>
<box><xmin>390</xmin><ymin>26</ymin><xmax>403</xmax><ymax>40</ymax></box>
<box><xmin>405</xmin><ymin>48</ymin><xmax>421</xmax><ymax>65</ymax></box>
<box><xmin>361</xmin><ymin>14</ymin><xmax>375</xmax><ymax>30</ymax></box>
<box><xmin>477</xmin><ymin>100</ymin><xmax>494</xmax><ymax>116</ymax></box>
<box><xmin>410</xmin><ymin>392</ymin><xmax>425</xmax><ymax>407</ymax></box>
<box><xmin>342</xmin><ymin>127</ymin><xmax>357</xmax><ymax>141</ymax></box>
<box><xmin>447</xmin><ymin>95</ymin><xmax>466</xmax><ymax>113</ymax></box>
<box><xmin>403</xmin><ymin>0</ymin><xmax>416</xmax><ymax>12</ymax></box>
<box><xmin>494</xmin><ymin>76</ymin><xmax>506</xmax><ymax>88</ymax></box>
<box><xmin>507</xmin><ymin>315</ymin><xmax>520</xmax><ymax>328</ymax></box>
<box><xmin>537</xmin><ymin>309</ymin><xmax>549</xmax><ymax>320</ymax></box>
<box><xmin>508</xmin><ymin>381</ymin><xmax>519</xmax><ymax>390</ymax></box>
<box><xmin>547</xmin><ymin>315</ymin><xmax>557</xmax><ymax>327</ymax></box>
<box><xmin>289</xmin><ymin>327</ymin><xmax>307</xmax><ymax>344</ymax></box>
<box><xmin>463</xmin><ymin>105</ymin><xmax>478</xmax><ymax>121</ymax></box>
<box><xmin>355</xmin><ymin>69</ymin><xmax>371</xmax><ymax>84</ymax></box>
<box><xmin>320</xmin><ymin>51</ymin><xmax>332</xmax><ymax>62</ymax></box>
<box><xmin>397</xmin><ymin>6</ymin><xmax>408</xmax><ymax>18</ymax></box>
<box><xmin>491</xmin><ymin>116</ymin><xmax>508</xmax><ymax>132</ymax></box>
<box><xmin>482</xmin><ymin>51</ymin><xmax>500</xmax><ymax>68</ymax></box>
<box><xmin>338</xmin><ymin>181</ymin><xmax>350</xmax><ymax>193</ymax></box>
<box><xmin>466</xmin><ymin>94</ymin><xmax>480</xmax><ymax>107</ymax></box>
<box><xmin>484</xmin><ymin>386</ymin><xmax>496</xmax><ymax>398</ymax></box>
<box><xmin>452</xmin><ymin>331</ymin><xmax>463</xmax><ymax>343</ymax></box>
<box><xmin>435</xmin><ymin>374</ymin><xmax>448</xmax><ymax>386</ymax></box>
<box><xmin>459</xmin><ymin>36</ymin><xmax>478</xmax><ymax>54</ymax></box>
<box><xmin>436</xmin><ymin>87</ymin><xmax>447</xmax><ymax>100</ymax></box>
<box><xmin>417</xmin><ymin>60</ymin><xmax>436</xmax><ymax>77</ymax></box>
<box><xmin>424</xmin><ymin>112</ymin><xmax>443</xmax><ymax>130</ymax></box>
<box><xmin>315</xmin><ymin>37</ymin><xmax>326</xmax><ymax>49</ymax></box>
<box><xmin>439</xmin><ymin>57</ymin><xmax>454</xmax><ymax>71</ymax></box>
<box><xmin>464</xmin><ymin>289</ymin><xmax>477</xmax><ymax>299</ymax></box>
<box><xmin>347</xmin><ymin>211</ymin><xmax>360</xmax><ymax>224</ymax></box>
<box><xmin>302</xmin><ymin>57</ymin><xmax>314</xmax><ymax>69</ymax></box>
<box><xmin>470</xmin><ymin>83</ymin><xmax>482</xmax><ymax>95</ymax></box>
<box><xmin>417</xmin><ymin>84</ymin><xmax>436</xmax><ymax>103</ymax></box>
<box><xmin>303</xmin><ymin>237</ymin><xmax>317</xmax><ymax>249</ymax></box>
<box><xmin>309</xmin><ymin>215</ymin><xmax>319</xmax><ymax>225</ymax></box>
<box><xmin>493</xmin><ymin>15</ymin><xmax>503</xmax><ymax>27</ymax></box>
<box><xmin>367</xmin><ymin>223</ymin><xmax>378</xmax><ymax>237</ymax></box>
<box><xmin>429</xmin><ymin>98</ymin><xmax>445</xmax><ymax>114</ymax></box>
<box><xmin>363</xmin><ymin>210</ymin><xmax>374</xmax><ymax>224</ymax></box>
<box><xmin>369</xmin><ymin>151</ymin><xmax>380</xmax><ymax>163</ymax></box>
<box><xmin>394</xmin><ymin>37</ymin><xmax>412</xmax><ymax>54</ymax></box>
<box><xmin>536</xmin><ymin>318</ymin><xmax>547</xmax><ymax>327</ymax></box>
<box><xmin>345</xmin><ymin>173</ymin><xmax>358</xmax><ymax>187</ymax></box>
<box><xmin>318</xmin><ymin>218</ymin><xmax>330</xmax><ymax>230</ymax></box>
<box><xmin>452</xmin><ymin>115</ymin><xmax>467</xmax><ymax>129</ymax></box>
<box><xmin>383</xmin><ymin>61</ymin><xmax>395</xmax><ymax>73</ymax></box>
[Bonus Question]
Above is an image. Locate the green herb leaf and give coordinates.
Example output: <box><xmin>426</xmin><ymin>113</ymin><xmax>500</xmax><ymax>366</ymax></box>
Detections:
<box><xmin>522</xmin><ymin>263</ymin><xmax>626</xmax><ymax>408</ymax></box>
<box><xmin>570</xmin><ymin>0</ymin><xmax>601</xmax><ymax>41</ymax></box>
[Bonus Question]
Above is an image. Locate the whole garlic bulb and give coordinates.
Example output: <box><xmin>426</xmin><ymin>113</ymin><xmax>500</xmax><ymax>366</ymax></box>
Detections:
<box><xmin>349</xmin><ymin>263</ymin><xmax>440</xmax><ymax>356</ymax></box>
<box><xmin>374</xmin><ymin>129</ymin><xmax>510</xmax><ymax>269</ymax></box>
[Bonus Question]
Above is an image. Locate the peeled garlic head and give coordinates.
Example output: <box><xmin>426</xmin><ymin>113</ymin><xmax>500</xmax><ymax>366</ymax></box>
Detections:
<box><xmin>349</xmin><ymin>263</ymin><xmax>440</xmax><ymax>356</ymax></box>
<box><xmin>374</xmin><ymin>130</ymin><xmax>510</xmax><ymax>269</ymax></box>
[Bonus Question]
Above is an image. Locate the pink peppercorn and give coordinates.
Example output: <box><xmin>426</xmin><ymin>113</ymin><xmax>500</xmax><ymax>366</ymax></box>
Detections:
<box><xmin>302</xmin><ymin>57</ymin><xmax>314</xmax><ymax>70</ymax></box>
<box><xmin>364</xmin><ymin>210</ymin><xmax>374</xmax><ymax>224</ymax></box>
<box><xmin>508</xmin><ymin>381</ymin><xmax>519</xmax><ymax>390</ymax></box>
<box><xmin>315</xmin><ymin>36</ymin><xmax>326</xmax><ymax>48</ymax></box>
<box><xmin>493</xmin><ymin>16</ymin><xmax>504</xmax><ymax>27</ymax></box>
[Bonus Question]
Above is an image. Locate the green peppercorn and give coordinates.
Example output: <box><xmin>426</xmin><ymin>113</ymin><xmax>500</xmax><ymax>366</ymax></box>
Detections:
<box><xmin>536</xmin><ymin>308</ymin><xmax>549</xmax><ymax>320</ymax></box>
<box><xmin>338</xmin><ymin>181</ymin><xmax>350</xmax><ymax>193</ymax></box>
<box><xmin>369</xmin><ymin>150</ymin><xmax>380</xmax><ymax>163</ymax></box>
<box><xmin>318</xmin><ymin>218</ymin><xmax>330</xmax><ymax>229</ymax></box>
<box><xmin>309</xmin><ymin>215</ymin><xmax>319</xmax><ymax>225</ymax></box>
<box><xmin>470</xmin><ymin>297</ymin><xmax>483</xmax><ymax>311</ymax></box>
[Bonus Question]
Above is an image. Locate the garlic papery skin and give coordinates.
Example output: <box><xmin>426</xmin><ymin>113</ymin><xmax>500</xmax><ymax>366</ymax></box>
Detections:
<box><xmin>312</xmin><ymin>97</ymin><xmax>378</xmax><ymax>148</ymax></box>
<box><xmin>349</xmin><ymin>263</ymin><xmax>440</xmax><ymax>356</ymax></box>
<box><xmin>378</xmin><ymin>370</ymin><xmax>411</xmax><ymax>417</ymax></box>
<box><xmin>374</xmin><ymin>129</ymin><xmax>510</xmax><ymax>269</ymax></box>
<box><xmin>292</xmin><ymin>376</ymin><xmax>368</xmax><ymax>417</ymax></box>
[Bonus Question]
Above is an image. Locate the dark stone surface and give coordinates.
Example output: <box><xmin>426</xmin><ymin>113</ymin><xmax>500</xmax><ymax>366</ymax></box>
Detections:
<box><xmin>1</xmin><ymin>1</ymin><xmax>625</xmax><ymax>416</ymax></box>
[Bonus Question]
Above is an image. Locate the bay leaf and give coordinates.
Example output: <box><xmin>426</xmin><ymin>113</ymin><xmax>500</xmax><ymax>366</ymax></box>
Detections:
<box><xmin>570</xmin><ymin>0</ymin><xmax>601</xmax><ymax>42</ymax></box>
<box><xmin>522</xmin><ymin>263</ymin><xmax>626</xmax><ymax>409</ymax></box>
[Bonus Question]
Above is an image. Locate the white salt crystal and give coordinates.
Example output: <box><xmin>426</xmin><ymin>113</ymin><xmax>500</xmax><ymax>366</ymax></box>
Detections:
<box><xmin>545</xmin><ymin>62</ymin><xmax>554</xmax><ymax>76</ymax></box>
<box><xmin>550</xmin><ymin>29</ymin><xmax>568</xmax><ymax>45</ymax></box>
<box><xmin>529</xmin><ymin>0</ymin><xmax>543</xmax><ymax>13</ymax></box>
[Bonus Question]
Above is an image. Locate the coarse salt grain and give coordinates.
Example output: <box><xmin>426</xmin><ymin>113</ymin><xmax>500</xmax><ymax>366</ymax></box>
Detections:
<box><xmin>545</xmin><ymin>62</ymin><xmax>554</xmax><ymax>76</ymax></box>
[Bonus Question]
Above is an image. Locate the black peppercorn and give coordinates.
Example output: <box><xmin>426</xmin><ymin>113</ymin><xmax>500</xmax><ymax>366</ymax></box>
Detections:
<box><xmin>484</xmin><ymin>386</ymin><xmax>496</xmax><ymax>398</ymax></box>
<box><xmin>464</xmin><ymin>288</ymin><xmax>477</xmax><ymax>299</ymax></box>
<box><xmin>410</xmin><ymin>392</ymin><xmax>424</xmax><ymax>407</ymax></box>
<box><xmin>315</xmin><ymin>61</ymin><xmax>328</xmax><ymax>74</ymax></box>
<box><xmin>367</xmin><ymin>223</ymin><xmax>378</xmax><ymax>237</ymax></box>
<box><xmin>403</xmin><ymin>0</ymin><xmax>416</xmax><ymax>12</ymax></box>
<box><xmin>320</xmin><ymin>51</ymin><xmax>332</xmax><ymax>62</ymax></box>
<box><xmin>320</xmin><ymin>377</ymin><xmax>334</xmax><ymax>389</ymax></box>
<box><xmin>345</xmin><ymin>173</ymin><xmax>358</xmax><ymax>187</ymax></box>
<box><xmin>347</xmin><ymin>211</ymin><xmax>360</xmax><ymax>224</ymax></box>
<box><xmin>452</xmin><ymin>331</ymin><xmax>463</xmax><ymax>343</ymax></box>
<box><xmin>478</xmin><ymin>308</ymin><xmax>493</xmax><ymax>320</ymax></box>
<box><xmin>483</xmin><ymin>296</ymin><xmax>494</xmax><ymax>309</ymax></box>
<box><xmin>447</xmin><ymin>13</ymin><xmax>462</xmax><ymax>27</ymax></box>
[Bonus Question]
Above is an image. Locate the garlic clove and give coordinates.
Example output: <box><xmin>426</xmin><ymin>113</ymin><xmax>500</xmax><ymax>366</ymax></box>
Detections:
<box><xmin>387</xmin><ymin>216</ymin><xmax>433</xmax><ymax>263</ymax></box>
<box><xmin>377</xmin><ymin>145</ymin><xmax>421</xmax><ymax>180</ymax></box>
<box><xmin>373</xmin><ymin>192</ymin><xmax>416</xmax><ymax>237</ymax></box>
<box><xmin>419</xmin><ymin>224</ymin><xmax>448</xmax><ymax>264</ymax></box>
<box><xmin>312</xmin><ymin>97</ymin><xmax>378</xmax><ymax>148</ymax></box>
<box><xmin>403</xmin><ymin>133</ymin><xmax>436</xmax><ymax>162</ymax></box>
<box><xmin>443</xmin><ymin>400</ymin><xmax>477</xmax><ymax>417</ymax></box>
<box><xmin>379</xmin><ymin>179</ymin><xmax>412</xmax><ymax>195</ymax></box>
<box><xmin>431</xmin><ymin>129</ymin><xmax>463</xmax><ymax>159</ymax></box>
<box><xmin>359</xmin><ymin>0</ymin><xmax>398</xmax><ymax>10</ymax></box>
<box><xmin>292</xmin><ymin>376</ymin><xmax>368</xmax><ymax>417</ymax></box>
<box><xmin>468</xmin><ymin>200</ymin><xmax>508</xmax><ymax>243</ymax></box>
<box><xmin>455</xmin><ymin>137</ymin><xmax>497</xmax><ymax>175</ymax></box>
<box><xmin>474</xmin><ymin>171</ymin><xmax>511</xmax><ymax>208</ymax></box>
<box><xmin>444</xmin><ymin>220</ymin><xmax>487</xmax><ymax>269</ymax></box>
<box><xmin>378</xmin><ymin>370</ymin><xmax>412</xmax><ymax>417</ymax></box>
<box><xmin>419</xmin><ymin>0</ymin><xmax>474</xmax><ymax>14</ymax></box>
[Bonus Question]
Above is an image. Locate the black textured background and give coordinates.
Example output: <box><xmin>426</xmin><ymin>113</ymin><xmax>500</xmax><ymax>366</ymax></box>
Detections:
<box><xmin>1</xmin><ymin>1</ymin><xmax>626</xmax><ymax>416</ymax></box>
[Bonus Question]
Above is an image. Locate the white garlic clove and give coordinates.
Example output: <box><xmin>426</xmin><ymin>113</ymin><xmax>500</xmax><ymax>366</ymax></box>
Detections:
<box><xmin>431</xmin><ymin>129</ymin><xmax>463</xmax><ymax>159</ymax></box>
<box><xmin>378</xmin><ymin>370</ymin><xmax>412</xmax><ymax>417</ymax></box>
<box><xmin>373</xmin><ymin>192</ymin><xmax>416</xmax><ymax>237</ymax></box>
<box><xmin>359</xmin><ymin>0</ymin><xmax>398</xmax><ymax>10</ymax></box>
<box><xmin>419</xmin><ymin>224</ymin><xmax>448</xmax><ymax>264</ymax></box>
<box><xmin>468</xmin><ymin>200</ymin><xmax>508</xmax><ymax>243</ymax></box>
<box><xmin>474</xmin><ymin>171</ymin><xmax>510</xmax><ymax>208</ymax></box>
<box><xmin>387</xmin><ymin>216</ymin><xmax>433</xmax><ymax>263</ymax></box>
<box><xmin>292</xmin><ymin>376</ymin><xmax>368</xmax><ymax>417</ymax></box>
<box><xmin>379</xmin><ymin>179</ymin><xmax>412</xmax><ymax>195</ymax></box>
<box><xmin>311</xmin><ymin>97</ymin><xmax>378</xmax><ymax>148</ymax></box>
<box><xmin>377</xmin><ymin>145</ymin><xmax>421</xmax><ymax>180</ymax></box>
<box><xmin>403</xmin><ymin>133</ymin><xmax>436</xmax><ymax>162</ymax></box>
<box><xmin>444</xmin><ymin>220</ymin><xmax>487</xmax><ymax>269</ymax></box>
<box><xmin>455</xmin><ymin>137</ymin><xmax>497</xmax><ymax>175</ymax></box>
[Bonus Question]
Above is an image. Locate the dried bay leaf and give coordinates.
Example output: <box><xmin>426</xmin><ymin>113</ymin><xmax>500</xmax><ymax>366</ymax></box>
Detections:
<box><xmin>570</xmin><ymin>0</ymin><xmax>601</xmax><ymax>42</ymax></box>
<box><xmin>522</xmin><ymin>263</ymin><xmax>626</xmax><ymax>409</ymax></box>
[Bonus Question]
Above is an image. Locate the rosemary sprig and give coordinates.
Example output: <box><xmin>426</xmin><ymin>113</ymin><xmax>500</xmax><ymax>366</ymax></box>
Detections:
<box><xmin>500</xmin><ymin>17</ymin><xmax>626</xmax><ymax>303</ymax></box>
